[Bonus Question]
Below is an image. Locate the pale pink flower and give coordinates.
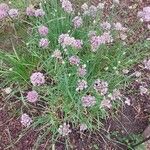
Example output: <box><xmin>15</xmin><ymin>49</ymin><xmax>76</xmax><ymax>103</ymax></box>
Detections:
<box><xmin>58</xmin><ymin>123</ymin><xmax>71</xmax><ymax>136</ymax></box>
<box><xmin>81</xmin><ymin>95</ymin><xmax>96</xmax><ymax>107</ymax></box>
<box><xmin>100</xmin><ymin>22</ymin><xmax>111</xmax><ymax>30</ymax></box>
<box><xmin>8</xmin><ymin>9</ymin><xmax>18</xmax><ymax>18</ymax></box>
<box><xmin>52</xmin><ymin>49</ymin><xmax>62</xmax><ymax>59</ymax></box>
<box><xmin>35</xmin><ymin>9</ymin><xmax>45</xmax><ymax>17</ymax></box>
<box><xmin>30</xmin><ymin>72</ymin><xmax>45</xmax><ymax>86</ymax></box>
<box><xmin>61</xmin><ymin>0</ymin><xmax>73</xmax><ymax>13</ymax></box>
<box><xmin>100</xmin><ymin>98</ymin><xmax>112</xmax><ymax>109</ymax></box>
<box><xmin>39</xmin><ymin>38</ymin><xmax>49</xmax><ymax>48</ymax></box>
<box><xmin>76</xmin><ymin>80</ymin><xmax>88</xmax><ymax>91</ymax></box>
<box><xmin>137</xmin><ymin>7</ymin><xmax>150</xmax><ymax>22</ymax></box>
<box><xmin>124</xmin><ymin>97</ymin><xmax>131</xmax><ymax>106</ymax></box>
<box><xmin>38</xmin><ymin>25</ymin><xmax>49</xmax><ymax>36</ymax></box>
<box><xmin>94</xmin><ymin>79</ymin><xmax>108</xmax><ymax>95</ymax></box>
<box><xmin>139</xmin><ymin>86</ymin><xmax>148</xmax><ymax>95</ymax></box>
<box><xmin>72</xmin><ymin>16</ymin><xmax>83</xmax><ymax>28</ymax></box>
<box><xmin>58</xmin><ymin>34</ymin><xmax>75</xmax><ymax>48</ymax></box>
<box><xmin>80</xmin><ymin>123</ymin><xmax>87</xmax><ymax>131</ymax></box>
<box><xmin>114</xmin><ymin>22</ymin><xmax>127</xmax><ymax>31</ymax></box>
<box><xmin>143</xmin><ymin>59</ymin><xmax>150</xmax><ymax>70</ymax></box>
<box><xmin>88</xmin><ymin>5</ymin><xmax>97</xmax><ymax>17</ymax></box>
<box><xmin>26</xmin><ymin>90</ymin><xmax>38</xmax><ymax>103</ymax></box>
<box><xmin>21</xmin><ymin>113</ymin><xmax>32</xmax><ymax>127</ymax></box>
<box><xmin>0</xmin><ymin>3</ymin><xmax>9</xmax><ymax>12</ymax></box>
<box><xmin>77</xmin><ymin>65</ymin><xmax>87</xmax><ymax>77</ymax></box>
<box><xmin>26</xmin><ymin>6</ymin><xmax>35</xmax><ymax>16</ymax></box>
<box><xmin>0</xmin><ymin>9</ymin><xmax>7</xmax><ymax>20</ymax></box>
<box><xmin>72</xmin><ymin>39</ymin><xmax>83</xmax><ymax>49</ymax></box>
<box><xmin>122</xmin><ymin>69</ymin><xmax>129</xmax><ymax>74</ymax></box>
<box><xmin>69</xmin><ymin>55</ymin><xmax>80</xmax><ymax>65</ymax></box>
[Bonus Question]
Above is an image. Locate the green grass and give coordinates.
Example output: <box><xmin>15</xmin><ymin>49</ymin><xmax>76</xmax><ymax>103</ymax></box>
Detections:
<box><xmin>0</xmin><ymin>0</ymin><xmax>150</xmax><ymax>149</ymax></box>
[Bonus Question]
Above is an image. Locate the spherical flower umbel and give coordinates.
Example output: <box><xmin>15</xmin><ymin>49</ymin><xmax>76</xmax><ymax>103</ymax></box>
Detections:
<box><xmin>76</xmin><ymin>80</ymin><xmax>88</xmax><ymax>91</ymax></box>
<box><xmin>58</xmin><ymin>123</ymin><xmax>71</xmax><ymax>136</ymax></box>
<box><xmin>26</xmin><ymin>90</ymin><xmax>38</xmax><ymax>103</ymax></box>
<box><xmin>137</xmin><ymin>7</ymin><xmax>150</xmax><ymax>22</ymax></box>
<box><xmin>60</xmin><ymin>0</ymin><xmax>73</xmax><ymax>13</ymax></box>
<box><xmin>8</xmin><ymin>9</ymin><xmax>19</xmax><ymax>18</ymax></box>
<box><xmin>69</xmin><ymin>55</ymin><xmax>80</xmax><ymax>66</ymax></box>
<box><xmin>38</xmin><ymin>25</ymin><xmax>49</xmax><ymax>36</ymax></box>
<box><xmin>39</xmin><ymin>38</ymin><xmax>49</xmax><ymax>48</ymax></box>
<box><xmin>26</xmin><ymin>6</ymin><xmax>35</xmax><ymax>16</ymax></box>
<box><xmin>80</xmin><ymin>123</ymin><xmax>87</xmax><ymax>132</ymax></box>
<box><xmin>30</xmin><ymin>72</ymin><xmax>45</xmax><ymax>86</ymax></box>
<box><xmin>52</xmin><ymin>49</ymin><xmax>62</xmax><ymax>59</ymax></box>
<box><xmin>94</xmin><ymin>79</ymin><xmax>108</xmax><ymax>95</ymax></box>
<box><xmin>100</xmin><ymin>21</ymin><xmax>111</xmax><ymax>30</ymax></box>
<box><xmin>143</xmin><ymin>59</ymin><xmax>150</xmax><ymax>70</ymax></box>
<box><xmin>77</xmin><ymin>65</ymin><xmax>87</xmax><ymax>77</ymax></box>
<box><xmin>21</xmin><ymin>113</ymin><xmax>32</xmax><ymax>127</ymax></box>
<box><xmin>113</xmin><ymin>22</ymin><xmax>127</xmax><ymax>31</ymax></box>
<box><xmin>72</xmin><ymin>39</ymin><xmax>83</xmax><ymax>49</ymax></box>
<box><xmin>72</xmin><ymin>16</ymin><xmax>83</xmax><ymax>28</ymax></box>
<box><xmin>35</xmin><ymin>9</ymin><xmax>45</xmax><ymax>17</ymax></box>
<box><xmin>81</xmin><ymin>95</ymin><xmax>96</xmax><ymax>107</ymax></box>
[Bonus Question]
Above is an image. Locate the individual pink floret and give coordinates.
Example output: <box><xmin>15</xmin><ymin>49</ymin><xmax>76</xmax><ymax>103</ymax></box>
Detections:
<box><xmin>72</xmin><ymin>16</ymin><xmax>83</xmax><ymax>28</ymax></box>
<box><xmin>81</xmin><ymin>95</ymin><xmax>96</xmax><ymax>107</ymax></box>
<box><xmin>69</xmin><ymin>55</ymin><xmax>80</xmax><ymax>65</ymax></box>
<box><xmin>26</xmin><ymin>90</ymin><xmax>38</xmax><ymax>103</ymax></box>
<box><xmin>21</xmin><ymin>113</ymin><xmax>32</xmax><ymax>127</ymax></box>
<box><xmin>61</xmin><ymin>0</ymin><xmax>73</xmax><ymax>13</ymax></box>
<box><xmin>38</xmin><ymin>25</ymin><xmax>49</xmax><ymax>36</ymax></box>
<box><xmin>30</xmin><ymin>72</ymin><xmax>45</xmax><ymax>86</ymax></box>
<box><xmin>35</xmin><ymin>9</ymin><xmax>45</xmax><ymax>17</ymax></box>
<box><xmin>58</xmin><ymin>123</ymin><xmax>71</xmax><ymax>136</ymax></box>
<box><xmin>26</xmin><ymin>6</ymin><xmax>35</xmax><ymax>16</ymax></box>
<box><xmin>39</xmin><ymin>38</ymin><xmax>49</xmax><ymax>48</ymax></box>
<box><xmin>8</xmin><ymin>9</ymin><xmax>19</xmax><ymax>18</ymax></box>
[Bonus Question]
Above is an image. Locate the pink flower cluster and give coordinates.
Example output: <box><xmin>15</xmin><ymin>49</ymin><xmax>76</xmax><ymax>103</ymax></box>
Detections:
<box><xmin>58</xmin><ymin>34</ymin><xmax>83</xmax><ymax>49</ymax></box>
<box><xmin>100</xmin><ymin>21</ymin><xmax>111</xmax><ymax>30</ymax></box>
<box><xmin>21</xmin><ymin>113</ymin><xmax>32</xmax><ymax>127</ymax></box>
<box><xmin>76</xmin><ymin>79</ymin><xmax>88</xmax><ymax>91</ymax></box>
<box><xmin>143</xmin><ymin>59</ymin><xmax>150</xmax><ymax>70</ymax></box>
<box><xmin>90</xmin><ymin>32</ymin><xmax>113</xmax><ymax>51</ymax></box>
<box><xmin>0</xmin><ymin>3</ymin><xmax>9</xmax><ymax>20</ymax></box>
<box><xmin>77</xmin><ymin>65</ymin><xmax>87</xmax><ymax>77</ymax></box>
<box><xmin>39</xmin><ymin>38</ymin><xmax>49</xmax><ymax>48</ymax></box>
<box><xmin>58</xmin><ymin>123</ymin><xmax>71</xmax><ymax>136</ymax></box>
<box><xmin>38</xmin><ymin>26</ymin><xmax>49</xmax><ymax>36</ymax></box>
<box><xmin>69</xmin><ymin>55</ymin><xmax>80</xmax><ymax>66</ymax></box>
<box><xmin>8</xmin><ymin>9</ymin><xmax>19</xmax><ymax>18</ymax></box>
<box><xmin>60</xmin><ymin>0</ymin><xmax>73</xmax><ymax>13</ymax></box>
<box><xmin>81</xmin><ymin>95</ymin><xmax>96</xmax><ymax>107</ymax></box>
<box><xmin>26</xmin><ymin>90</ymin><xmax>39</xmax><ymax>103</ymax></box>
<box><xmin>0</xmin><ymin>3</ymin><xmax>18</xmax><ymax>19</ymax></box>
<box><xmin>30</xmin><ymin>72</ymin><xmax>45</xmax><ymax>86</ymax></box>
<box><xmin>113</xmin><ymin>22</ymin><xmax>127</xmax><ymax>31</ymax></box>
<box><xmin>138</xmin><ymin>6</ymin><xmax>150</xmax><ymax>22</ymax></box>
<box><xmin>72</xmin><ymin>16</ymin><xmax>83</xmax><ymax>28</ymax></box>
<box><xmin>52</xmin><ymin>49</ymin><xmax>62</xmax><ymax>59</ymax></box>
<box><xmin>26</xmin><ymin>6</ymin><xmax>45</xmax><ymax>17</ymax></box>
<box><xmin>94</xmin><ymin>79</ymin><xmax>108</xmax><ymax>96</ymax></box>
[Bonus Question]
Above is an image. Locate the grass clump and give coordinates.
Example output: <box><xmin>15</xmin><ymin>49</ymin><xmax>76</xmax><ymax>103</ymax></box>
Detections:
<box><xmin>0</xmin><ymin>0</ymin><xmax>150</xmax><ymax>148</ymax></box>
